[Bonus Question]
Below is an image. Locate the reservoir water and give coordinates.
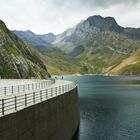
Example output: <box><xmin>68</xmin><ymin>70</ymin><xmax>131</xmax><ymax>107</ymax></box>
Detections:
<box><xmin>62</xmin><ymin>76</ymin><xmax>140</xmax><ymax>140</ymax></box>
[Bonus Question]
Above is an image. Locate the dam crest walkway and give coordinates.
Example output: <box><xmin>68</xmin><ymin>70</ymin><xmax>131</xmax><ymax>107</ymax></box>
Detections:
<box><xmin>0</xmin><ymin>79</ymin><xmax>76</xmax><ymax>116</ymax></box>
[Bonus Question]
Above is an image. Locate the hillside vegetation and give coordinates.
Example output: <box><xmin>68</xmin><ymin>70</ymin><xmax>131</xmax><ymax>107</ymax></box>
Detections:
<box><xmin>0</xmin><ymin>20</ymin><xmax>50</xmax><ymax>78</ymax></box>
<box><xmin>13</xmin><ymin>15</ymin><xmax>140</xmax><ymax>75</ymax></box>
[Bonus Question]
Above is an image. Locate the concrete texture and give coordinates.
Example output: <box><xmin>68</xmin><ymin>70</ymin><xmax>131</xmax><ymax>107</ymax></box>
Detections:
<box><xmin>0</xmin><ymin>87</ymin><xmax>80</xmax><ymax>140</ymax></box>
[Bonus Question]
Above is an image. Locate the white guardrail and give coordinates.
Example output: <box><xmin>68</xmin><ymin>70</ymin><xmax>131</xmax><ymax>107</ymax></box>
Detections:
<box><xmin>0</xmin><ymin>80</ymin><xmax>77</xmax><ymax>116</ymax></box>
<box><xmin>0</xmin><ymin>80</ymin><xmax>55</xmax><ymax>97</ymax></box>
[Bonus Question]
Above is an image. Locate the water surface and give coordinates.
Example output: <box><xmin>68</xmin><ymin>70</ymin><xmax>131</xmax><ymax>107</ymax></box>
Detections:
<box><xmin>62</xmin><ymin>76</ymin><xmax>140</xmax><ymax>140</ymax></box>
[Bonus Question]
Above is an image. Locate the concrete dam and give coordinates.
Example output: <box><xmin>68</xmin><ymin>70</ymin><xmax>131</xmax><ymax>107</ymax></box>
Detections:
<box><xmin>0</xmin><ymin>79</ymin><xmax>80</xmax><ymax>140</ymax></box>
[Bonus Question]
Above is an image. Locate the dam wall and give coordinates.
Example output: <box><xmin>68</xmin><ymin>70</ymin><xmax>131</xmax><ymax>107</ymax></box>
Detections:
<box><xmin>0</xmin><ymin>81</ymin><xmax>80</xmax><ymax>140</ymax></box>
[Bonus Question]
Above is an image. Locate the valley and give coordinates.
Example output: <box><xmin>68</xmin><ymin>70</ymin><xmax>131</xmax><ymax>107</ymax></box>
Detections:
<box><xmin>12</xmin><ymin>15</ymin><xmax>140</xmax><ymax>76</ymax></box>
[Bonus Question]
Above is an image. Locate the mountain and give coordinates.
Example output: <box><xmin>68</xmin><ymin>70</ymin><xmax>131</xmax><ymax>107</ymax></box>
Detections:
<box><xmin>53</xmin><ymin>15</ymin><xmax>140</xmax><ymax>53</ymax></box>
<box><xmin>52</xmin><ymin>15</ymin><xmax>140</xmax><ymax>74</ymax></box>
<box><xmin>38</xmin><ymin>50</ymin><xmax>81</xmax><ymax>75</ymax></box>
<box><xmin>38</xmin><ymin>33</ymin><xmax>56</xmax><ymax>43</ymax></box>
<box><xmin>13</xmin><ymin>30</ymin><xmax>52</xmax><ymax>51</ymax></box>
<box><xmin>0</xmin><ymin>20</ymin><xmax>50</xmax><ymax>78</ymax></box>
<box><xmin>13</xmin><ymin>31</ymin><xmax>81</xmax><ymax>75</ymax></box>
<box><xmin>13</xmin><ymin>15</ymin><xmax>140</xmax><ymax>75</ymax></box>
<box><xmin>86</xmin><ymin>15</ymin><xmax>123</xmax><ymax>33</ymax></box>
<box><xmin>108</xmin><ymin>49</ymin><xmax>140</xmax><ymax>75</ymax></box>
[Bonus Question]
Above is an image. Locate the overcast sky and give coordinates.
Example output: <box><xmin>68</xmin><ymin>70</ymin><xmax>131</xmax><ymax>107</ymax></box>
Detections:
<box><xmin>0</xmin><ymin>0</ymin><xmax>140</xmax><ymax>34</ymax></box>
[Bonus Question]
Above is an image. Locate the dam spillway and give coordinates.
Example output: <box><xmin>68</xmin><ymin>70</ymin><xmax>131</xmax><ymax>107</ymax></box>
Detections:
<box><xmin>0</xmin><ymin>79</ymin><xmax>80</xmax><ymax>140</ymax></box>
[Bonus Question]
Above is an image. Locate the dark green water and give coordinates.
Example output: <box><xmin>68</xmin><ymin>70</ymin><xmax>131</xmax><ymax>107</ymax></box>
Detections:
<box><xmin>61</xmin><ymin>75</ymin><xmax>140</xmax><ymax>140</ymax></box>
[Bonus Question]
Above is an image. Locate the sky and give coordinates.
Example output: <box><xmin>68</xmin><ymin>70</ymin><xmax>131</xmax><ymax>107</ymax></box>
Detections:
<box><xmin>0</xmin><ymin>0</ymin><xmax>140</xmax><ymax>34</ymax></box>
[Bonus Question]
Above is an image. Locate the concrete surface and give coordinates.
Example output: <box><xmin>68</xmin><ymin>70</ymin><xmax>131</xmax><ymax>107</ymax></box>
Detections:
<box><xmin>0</xmin><ymin>87</ymin><xmax>80</xmax><ymax>140</ymax></box>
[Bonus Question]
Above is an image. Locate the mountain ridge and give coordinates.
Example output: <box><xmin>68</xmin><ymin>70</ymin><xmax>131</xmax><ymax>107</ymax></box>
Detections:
<box><xmin>0</xmin><ymin>20</ymin><xmax>50</xmax><ymax>78</ymax></box>
<box><xmin>13</xmin><ymin>30</ymin><xmax>53</xmax><ymax>51</ymax></box>
<box><xmin>12</xmin><ymin>15</ymin><xmax>140</xmax><ymax>75</ymax></box>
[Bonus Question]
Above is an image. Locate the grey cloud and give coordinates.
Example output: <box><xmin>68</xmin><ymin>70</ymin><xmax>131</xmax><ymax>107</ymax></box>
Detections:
<box><xmin>81</xmin><ymin>0</ymin><xmax>138</xmax><ymax>8</ymax></box>
<box><xmin>49</xmin><ymin>0</ymin><xmax>139</xmax><ymax>9</ymax></box>
<box><xmin>0</xmin><ymin>0</ymin><xmax>140</xmax><ymax>34</ymax></box>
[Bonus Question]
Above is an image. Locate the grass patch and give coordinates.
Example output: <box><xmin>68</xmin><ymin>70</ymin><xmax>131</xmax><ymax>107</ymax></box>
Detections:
<box><xmin>0</xmin><ymin>69</ymin><xmax>18</xmax><ymax>78</ymax></box>
<box><xmin>4</xmin><ymin>44</ymin><xmax>21</xmax><ymax>56</ymax></box>
<box><xmin>119</xmin><ymin>62</ymin><xmax>140</xmax><ymax>75</ymax></box>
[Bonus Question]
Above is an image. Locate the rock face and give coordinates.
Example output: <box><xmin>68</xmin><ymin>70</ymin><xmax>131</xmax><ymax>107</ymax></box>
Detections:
<box><xmin>0</xmin><ymin>20</ymin><xmax>50</xmax><ymax>78</ymax></box>
<box><xmin>52</xmin><ymin>15</ymin><xmax>140</xmax><ymax>74</ymax></box>
<box><xmin>13</xmin><ymin>15</ymin><xmax>140</xmax><ymax>75</ymax></box>
<box><xmin>53</xmin><ymin>15</ymin><xmax>140</xmax><ymax>54</ymax></box>
<box><xmin>86</xmin><ymin>15</ymin><xmax>123</xmax><ymax>33</ymax></box>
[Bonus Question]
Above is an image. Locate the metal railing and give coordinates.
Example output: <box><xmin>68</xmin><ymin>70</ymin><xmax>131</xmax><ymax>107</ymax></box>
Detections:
<box><xmin>0</xmin><ymin>80</ymin><xmax>55</xmax><ymax>97</ymax></box>
<box><xmin>0</xmin><ymin>81</ymin><xmax>76</xmax><ymax>116</ymax></box>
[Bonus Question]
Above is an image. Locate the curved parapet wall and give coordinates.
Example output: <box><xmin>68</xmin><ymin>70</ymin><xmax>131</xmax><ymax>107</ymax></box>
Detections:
<box><xmin>0</xmin><ymin>80</ymin><xmax>80</xmax><ymax>140</ymax></box>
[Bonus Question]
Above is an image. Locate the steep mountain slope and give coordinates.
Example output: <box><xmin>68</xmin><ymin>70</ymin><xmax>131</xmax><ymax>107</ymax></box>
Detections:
<box><xmin>52</xmin><ymin>15</ymin><xmax>140</xmax><ymax>74</ymax></box>
<box><xmin>13</xmin><ymin>15</ymin><xmax>140</xmax><ymax>75</ymax></box>
<box><xmin>0</xmin><ymin>20</ymin><xmax>50</xmax><ymax>78</ymax></box>
<box><xmin>13</xmin><ymin>30</ymin><xmax>83</xmax><ymax>75</ymax></box>
<box><xmin>123</xmin><ymin>28</ymin><xmax>140</xmax><ymax>40</ymax></box>
<box><xmin>108</xmin><ymin>50</ymin><xmax>140</xmax><ymax>75</ymax></box>
<box><xmin>40</xmin><ymin>51</ymin><xmax>81</xmax><ymax>75</ymax></box>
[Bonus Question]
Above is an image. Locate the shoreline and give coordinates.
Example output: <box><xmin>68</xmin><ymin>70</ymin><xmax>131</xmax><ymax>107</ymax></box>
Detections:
<box><xmin>52</xmin><ymin>74</ymin><xmax>140</xmax><ymax>77</ymax></box>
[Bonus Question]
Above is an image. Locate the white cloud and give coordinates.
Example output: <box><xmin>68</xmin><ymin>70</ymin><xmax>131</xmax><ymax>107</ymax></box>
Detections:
<box><xmin>0</xmin><ymin>0</ymin><xmax>140</xmax><ymax>34</ymax></box>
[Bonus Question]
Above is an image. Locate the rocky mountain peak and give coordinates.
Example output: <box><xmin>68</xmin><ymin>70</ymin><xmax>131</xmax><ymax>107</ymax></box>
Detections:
<box><xmin>87</xmin><ymin>15</ymin><xmax>103</xmax><ymax>26</ymax></box>
<box><xmin>86</xmin><ymin>15</ymin><xmax>123</xmax><ymax>33</ymax></box>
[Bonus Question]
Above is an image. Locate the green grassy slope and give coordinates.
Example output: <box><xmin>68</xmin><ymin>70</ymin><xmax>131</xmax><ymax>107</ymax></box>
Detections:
<box><xmin>0</xmin><ymin>20</ymin><xmax>50</xmax><ymax>78</ymax></box>
<box><xmin>108</xmin><ymin>49</ymin><xmax>140</xmax><ymax>75</ymax></box>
